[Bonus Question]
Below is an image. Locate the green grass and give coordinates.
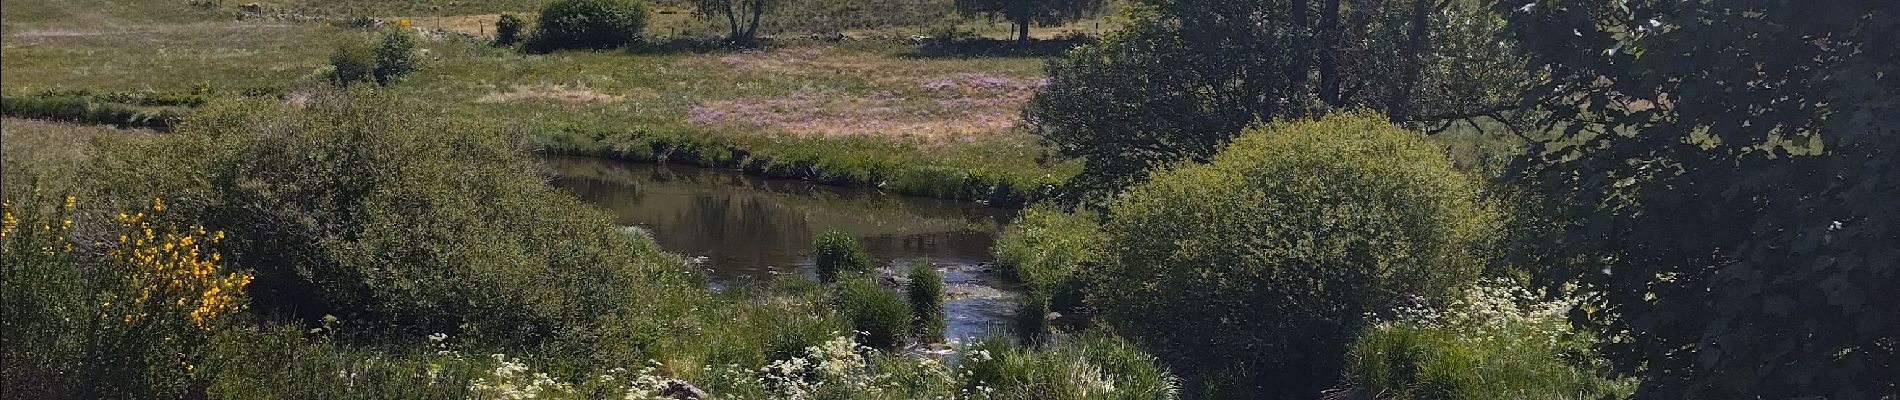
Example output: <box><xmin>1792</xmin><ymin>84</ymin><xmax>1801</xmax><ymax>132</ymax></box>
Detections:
<box><xmin>1</xmin><ymin>0</ymin><xmax>1079</xmax><ymax>202</ymax></box>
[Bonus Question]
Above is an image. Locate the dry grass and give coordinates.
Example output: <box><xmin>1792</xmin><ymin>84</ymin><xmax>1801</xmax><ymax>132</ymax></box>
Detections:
<box><xmin>476</xmin><ymin>84</ymin><xmax>643</xmax><ymax>103</ymax></box>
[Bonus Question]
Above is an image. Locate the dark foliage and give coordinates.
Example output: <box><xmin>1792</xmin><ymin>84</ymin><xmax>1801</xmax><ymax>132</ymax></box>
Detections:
<box><xmin>1501</xmin><ymin>0</ymin><xmax>1900</xmax><ymax>397</ymax></box>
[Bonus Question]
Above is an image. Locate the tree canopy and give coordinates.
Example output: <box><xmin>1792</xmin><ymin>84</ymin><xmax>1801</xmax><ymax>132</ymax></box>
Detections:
<box><xmin>1026</xmin><ymin>0</ymin><xmax>1527</xmax><ymax>201</ymax></box>
<box><xmin>1501</xmin><ymin>0</ymin><xmax>1900</xmax><ymax>396</ymax></box>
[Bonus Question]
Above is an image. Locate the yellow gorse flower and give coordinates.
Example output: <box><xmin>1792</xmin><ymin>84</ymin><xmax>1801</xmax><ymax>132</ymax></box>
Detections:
<box><xmin>100</xmin><ymin>197</ymin><xmax>253</xmax><ymax>330</ymax></box>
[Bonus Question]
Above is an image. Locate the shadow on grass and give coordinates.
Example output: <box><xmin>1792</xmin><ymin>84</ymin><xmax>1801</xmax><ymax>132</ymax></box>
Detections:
<box><xmin>902</xmin><ymin>37</ymin><xmax>1095</xmax><ymax>59</ymax></box>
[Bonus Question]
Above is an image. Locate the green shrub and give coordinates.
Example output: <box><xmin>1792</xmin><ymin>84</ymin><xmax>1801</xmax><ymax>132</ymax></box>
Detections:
<box><xmin>495</xmin><ymin>13</ymin><xmax>525</xmax><ymax>46</ymax></box>
<box><xmin>329</xmin><ymin>42</ymin><xmax>376</xmax><ymax>85</ymax></box>
<box><xmin>1346</xmin><ymin>280</ymin><xmax>1634</xmax><ymax>399</ymax></box>
<box><xmin>1012</xmin><ymin>291</ymin><xmax>1050</xmax><ymax>345</ymax></box>
<box><xmin>372</xmin><ymin>29</ymin><xmax>421</xmax><ymax>86</ymax></box>
<box><xmin>812</xmin><ymin>229</ymin><xmax>870</xmax><ymax>283</ymax></box>
<box><xmin>833</xmin><ymin>276</ymin><xmax>910</xmax><ymax>350</ymax></box>
<box><xmin>2</xmin><ymin>195</ymin><xmax>253</xmax><ymax>399</ymax></box>
<box><xmin>961</xmin><ymin>331</ymin><xmax>1180</xmax><ymax>400</ymax></box>
<box><xmin>1095</xmin><ymin>112</ymin><xmax>1501</xmax><ymax>397</ymax></box>
<box><xmin>87</xmin><ymin>90</ymin><xmax>701</xmax><ymax>349</ymax></box>
<box><xmin>906</xmin><ymin>262</ymin><xmax>946</xmax><ymax>343</ymax></box>
<box><xmin>993</xmin><ymin>202</ymin><xmax>1103</xmax><ymax>311</ymax></box>
<box><xmin>528</xmin><ymin>0</ymin><xmax>648</xmax><ymax>51</ymax></box>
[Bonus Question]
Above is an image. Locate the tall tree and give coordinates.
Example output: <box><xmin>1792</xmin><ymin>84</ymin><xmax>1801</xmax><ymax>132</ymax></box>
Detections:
<box><xmin>1502</xmin><ymin>0</ymin><xmax>1899</xmax><ymax>397</ymax></box>
<box><xmin>1026</xmin><ymin>0</ymin><xmax>1525</xmax><ymax>201</ymax></box>
<box><xmin>954</xmin><ymin>0</ymin><xmax>1106</xmax><ymax>41</ymax></box>
<box><xmin>688</xmin><ymin>0</ymin><xmax>779</xmax><ymax>43</ymax></box>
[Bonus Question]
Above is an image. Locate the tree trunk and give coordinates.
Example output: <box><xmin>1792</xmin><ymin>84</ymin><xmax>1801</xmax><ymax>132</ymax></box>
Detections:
<box><xmin>1317</xmin><ymin>0</ymin><xmax>1343</xmax><ymax>107</ymax></box>
<box><xmin>724</xmin><ymin>1</ymin><xmax>740</xmax><ymax>41</ymax></box>
<box><xmin>1286</xmin><ymin>0</ymin><xmax>1312</xmax><ymax>109</ymax></box>
<box><xmin>1390</xmin><ymin>0</ymin><xmax>1433</xmax><ymax>119</ymax></box>
<box><xmin>1017</xmin><ymin>17</ymin><xmax>1031</xmax><ymax>42</ymax></box>
<box><xmin>743</xmin><ymin>0</ymin><xmax>764</xmax><ymax>41</ymax></box>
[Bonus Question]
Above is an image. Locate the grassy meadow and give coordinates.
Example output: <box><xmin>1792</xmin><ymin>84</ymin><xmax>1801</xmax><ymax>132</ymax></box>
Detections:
<box><xmin>2</xmin><ymin>0</ymin><xmax>1087</xmax><ymax>203</ymax></box>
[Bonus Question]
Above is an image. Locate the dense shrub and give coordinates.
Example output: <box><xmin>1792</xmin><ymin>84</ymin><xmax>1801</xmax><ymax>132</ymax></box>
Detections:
<box><xmin>329</xmin><ymin>42</ymin><xmax>376</xmax><ymax>85</ymax></box>
<box><xmin>372</xmin><ymin>29</ymin><xmax>421</xmax><ymax>86</ymax></box>
<box><xmin>2</xmin><ymin>195</ymin><xmax>253</xmax><ymax>398</ymax></box>
<box><xmin>1095</xmin><ymin>112</ymin><xmax>1500</xmax><ymax>397</ymax></box>
<box><xmin>1012</xmin><ymin>291</ymin><xmax>1050</xmax><ymax>345</ymax></box>
<box><xmin>992</xmin><ymin>202</ymin><xmax>1102</xmax><ymax>310</ymax></box>
<box><xmin>86</xmin><ymin>90</ymin><xmax>701</xmax><ymax>348</ymax></box>
<box><xmin>905</xmin><ymin>262</ymin><xmax>946</xmax><ymax>343</ymax></box>
<box><xmin>812</xmin><ymin>229</ymin><xmax>870</xmax><ymax>283</ymax></box>
<box><xmin>494</xmin><ymin>13</ymin><xmax>525</xmax><ymax>46</ymax></box>
<box><xmin>1345</xmin><ymin>280</ymin><xmax>1633</xmax><ymax>399</ymax></box>
<box><xmin>528</xmin><ymin>0</ymin><xmax>649</xmax><ymax>51</ymax></box>
<box><xmin>832</xmin><ymin>276</ymin><xmax>910</xmax><ymax>350</ymax></box>
<box><xmin>962</xmin><ymin>332</ymin><xmax>1180</xmax><ymax>400</ymax></box>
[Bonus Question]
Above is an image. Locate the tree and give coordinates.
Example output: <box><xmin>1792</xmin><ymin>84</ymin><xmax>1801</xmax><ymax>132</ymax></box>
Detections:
<box><xmin>1500</xmin><ymin>0</ymin><xmax>1900</xmax><ymax>397</ymax></box>
<box><xmin>494</xmin><ymin>13</ymin><xmax>525</xmax><ymax>46</ymax></box>
<box><xmin>1094</xmin><ymin>112</ymin><xmax>1500</xmax><ymax>397</ymax></box>
<box><xmin>1025</xmin><ymin>0</ymin><xmax>1527</xmax><ymax>201</ymax></box>
<box><xmin>954</xmin><ymin>0</ymin><xmax>1105</xmax><ymax>42</ymax></box>
<box><xmin>686</xmin><ymin>0</ymin><xmax>779</xmax><ymax>43</ymax></box>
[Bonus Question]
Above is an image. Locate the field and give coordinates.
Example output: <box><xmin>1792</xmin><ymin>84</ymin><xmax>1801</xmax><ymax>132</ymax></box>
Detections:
<box><xmin>1</xmin><ymin>0</ymin><xmax>1093</xmax><ymax>202</ymax></box>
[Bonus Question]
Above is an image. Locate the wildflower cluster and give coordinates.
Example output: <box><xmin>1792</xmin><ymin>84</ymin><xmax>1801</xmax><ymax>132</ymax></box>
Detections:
<box><xmin>104</xmin><ymin>198</ymin><xmax>253</xmax><ymax>330</ymax></box>
<box><xmin>1386</xmin><ymin>278</ymin><xmax>1580</xmax><ymax>347</ymax></box>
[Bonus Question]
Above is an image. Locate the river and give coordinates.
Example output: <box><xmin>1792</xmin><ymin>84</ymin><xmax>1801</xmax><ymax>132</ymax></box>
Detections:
<box><xmin>540</xmin><ymin>155</ymin><xmax>1022</xmax><ymax>342</ymax></box>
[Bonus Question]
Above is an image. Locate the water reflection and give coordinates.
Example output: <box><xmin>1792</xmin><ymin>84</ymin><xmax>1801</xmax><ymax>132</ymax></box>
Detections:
<box><xmin>541</xmin><ymin>156</ymin><xmax>1020</xmax><ymax>340</ymax></box>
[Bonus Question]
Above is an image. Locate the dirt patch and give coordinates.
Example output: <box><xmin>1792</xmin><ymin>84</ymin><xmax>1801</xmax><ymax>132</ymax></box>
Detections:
<box><xmin>477</xmin><ymin>84</ymin><xmax>633</xmax><ymax>104</ymax></box>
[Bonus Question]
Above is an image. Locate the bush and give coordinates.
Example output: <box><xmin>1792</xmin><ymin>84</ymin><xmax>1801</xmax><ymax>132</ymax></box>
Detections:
<box><xmin>2</xmin><ymin>195</ymin><xmax>252</xmax><ymax>398</ymax></box>
<box><xmin>1095</xmin><ymin>112</ymin><xmax>1501</xmax><ymax>397</ymax></box>
<box><xmin>833</xmin><ymin>276</ymin><xmax>910</xmax><ymax>350</ymax></box>
<box><xmin>494</xmin><ymin>13</ymin><xmax>525</xmax><ymax>46</ymax></box>
<box><xmin>1012</xmin><ymin>291</ymin><xmax>1049</xmax><ymax>345</ymax></box>
<box><xmin>961</xmin><ymin>332</ymin><xmax>1180</xmax><ymax>400</ymax></box>
<box><xmin>372</xmin><ymin>29</ymin><xmax>421</xmax><ymax>86</ymax></box>
<box><xmin>1345</xmin><ymin>280</ymin><xmax>1634</xmax><ymax>399</ymax></box>
<box><xmin>993</xmin><ymin>202</ymin><xmax>1103</xmax><ymax>311</ymax></box>
<box><xmin>528</xmin><ymin>0</ymin><xmax>648</xmax><ymax>51</ymax></box>
<box><xmin>86</xmin><ymin>90</ymin><xmax>701</xmax><ymax>348</ymax></box>
<box><xmin>329</xmin><ymin>42</ymin><xmax>376</xmax><ymax>85</ymax></box>
<box><xmin>812</xmin><ymin>229</ymin><xmax>870</xmax><ymax>283</ymax></box>
<box><xmin>906</xmin><ymin>262</ymin><xmax>946</xmax><ymax>343</ymax></box>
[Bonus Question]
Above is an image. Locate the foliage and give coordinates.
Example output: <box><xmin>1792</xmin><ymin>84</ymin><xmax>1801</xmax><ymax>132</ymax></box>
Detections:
<box><xmin>992</xmin><ymin>202</ymin><xmax>1101</xmax><ymax>310</ymax></box>
<box><xmin>528</xmin><ymin>0</ymin><xmax>650</xmax><ymax>51</ymax></box>
<box><xmin>1345</xmin><ymin>279</ymin><xmax>1633</xmax><ymax>400</ymax></box>
<box><xmin>372</xmin><ymin>28</ymin><xmax>422</xmax><ymax>86</ymax></box>
<box><xmin>495</xmin><ymin>13</ymin><xmax>526</xmax><ymax>46</ymax></box>
<box><xmin>1094</xmin><ymin>112</ymin><xmax>1500</xmax><ymax>397</ymax></box>
<box><xmin>1027</xmin><ymin>1</ymin><xmax>1528</xmax><ymax>201</ymax></box>
<box><xmin>812</xmin><ymin>229</ymin><xmax>872</xmax><ymax>283</ymax></box>
<box><xmin>2</xmin><ymin>195</ymin><xmax>252</xmax><ymax>399</ymax></box>
<box><xmin>905</xmin><ymin>262</ymin><xmax>947</xmax><ymax>343</ymax></box>
<box><xmin>961</xmin><ymin>332</ymin><xmax>1179</xmax><ymax>400</ymax></box>
<box><xmin>86</xmin><ymin>90</ymin><xmax>702</xmax><ymax>349</ymax></box>
<box><xmin>953</xmin><ymin>0</ymin><xmax>1103</xmax><ymax>41</ymax></box>
<box><xmin>329</xmin><ymin>41</ymin><xmax>377</xmax><ymax>86</ymax></box>
<box><xmin>1011</xmin><ymin>291</ymin><xmax>1049</xmax><ymax>345</ymax></box>
<box><xmin>1499</xmin><ymin>0</ymin><xmax>1900</xmax><ymax>397</ymax></box>
<box><xmin>832</xmin><ymin>276</ymin><xmax>911</xmax><ymax>350</ymax></box>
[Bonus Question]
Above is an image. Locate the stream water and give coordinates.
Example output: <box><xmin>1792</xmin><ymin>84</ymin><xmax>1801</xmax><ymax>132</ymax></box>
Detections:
<box><xmin>540</xmin><ymin>156</ymin><xmax>1021</xmax><ymax>342</ymax></box>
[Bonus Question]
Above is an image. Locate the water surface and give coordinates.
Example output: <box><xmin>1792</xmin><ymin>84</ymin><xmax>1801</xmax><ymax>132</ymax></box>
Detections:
<box><xmin>541</xmin><ymin>156</ymin><xmax>1020</xmax><ymax>341</ymax></box>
